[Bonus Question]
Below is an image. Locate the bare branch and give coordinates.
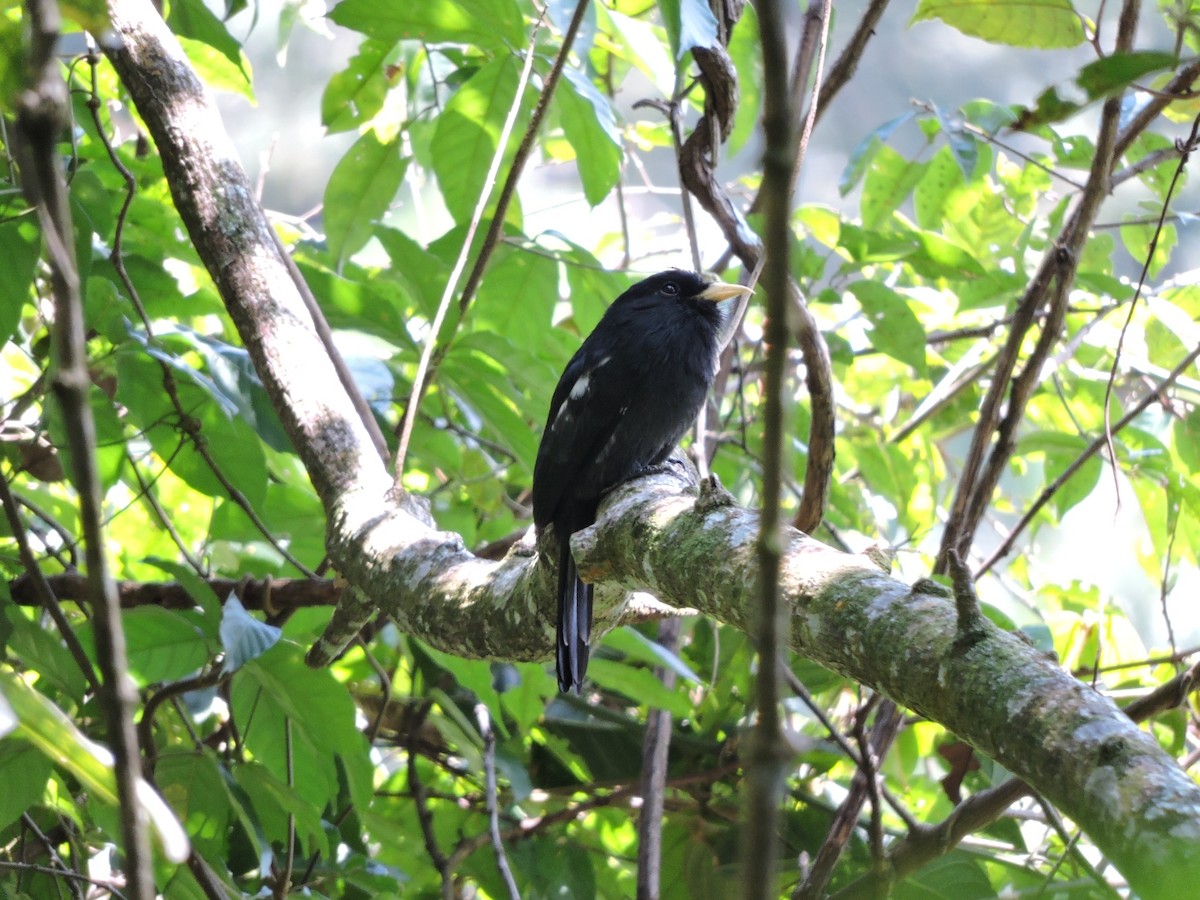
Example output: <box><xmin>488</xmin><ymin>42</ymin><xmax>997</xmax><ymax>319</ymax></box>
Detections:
<box><xmin>18</xmin><ymin>0</ymin><xmax>154</xmax><ymax>892</ymax></box>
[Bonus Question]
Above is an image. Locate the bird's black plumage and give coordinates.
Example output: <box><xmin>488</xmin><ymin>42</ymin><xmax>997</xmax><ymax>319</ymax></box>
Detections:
<box><xmin>532</xmin><ymin>269</ymin><xmax>753</xmax><ymax>693</ymax></box>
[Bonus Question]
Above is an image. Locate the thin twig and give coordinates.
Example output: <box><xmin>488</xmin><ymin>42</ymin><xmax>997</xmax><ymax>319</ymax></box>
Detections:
<box><xmin>392</xmin><ymin>12</ymin><xmax>546</xmax><ymax>476</ymax></box>
<box><xmin>832</xmin><ymin>657</ymin><xmax>1200</xmax><ymax>898</ymax></box>
<box><xmin>476</xmin><ymin>703</ymin><xmax>520</xmax><ymax>899</ymax></box>
<box><xmin>975</xmin><ymin>343</ymin><xmax>1200</xmax><ymax>575</ymax></box>
<box><xmin>0</xmin><ymin>860</ymin><xmax>123</xmax><ymax>898</ymax></box>
<box><xmin>636</xmin><ymin>619</ymin><xmax>680</xmax><ymax>900</ymax></box>
<box><xmin>794</xmin><ymin>700</ymin><xmax>901</xmax><ymax>899</ymax></box>
<box><xmin>126</xmin><ymin>449</ymin><xmax>206</xmax><ymax>576</ymax></box>
<box><xmin>408</xmin><ymin>701</ymin><xmax>454</xmax><ymax>899</ymax></box>
<box><xmin>813</xmin><ymin>0</ymin><xmax>892</xmax><ymax>125</ymax></box>
<box><xmin>276</xmin><ymin>717</ymin><xmax>296</xmax><ymax>898</ymax></box>
<box><xmin>938</xmin><ymin>0</ymin><xmax>1140</xmax><ymax>572</ymax></box>
<box><xmin>17</xmin><ymin>1</ymin><xmax>154</xmax><ymax>893</ymax></box>
<box><xmin>82</xmin><ymin>49</ymin><xmax>317</xmax><ymax>578</ymax></box>
<box><xmin>20</xmin><ymin>813</ymin><xmax>86</xmax><ymax>900</ymax></box>
<box><xmin>447</xmin><ymin>762</ymin><xmax>742</xmax><ymax>867</ymax></box>
<box><xmin>0</xmin><ymin>473</ymin><xmax>102</xmax><ymax>693</ymax></box>
<box><xmin>138</xmin><ymin>668</ymin><xmax>224</xmax><ymax>767</ymax></box>
<box><xmin>1100</xmin><ymin>111</ymin><xmax>1200</xmax><ymax>505</ymax></box>
<box><xmin>743</xmin><ymin>0</ymin><xmax>801</xmax><ymax>895</ymax></box>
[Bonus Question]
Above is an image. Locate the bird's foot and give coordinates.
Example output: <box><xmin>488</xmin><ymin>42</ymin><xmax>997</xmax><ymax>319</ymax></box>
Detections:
<box><xmin>696</xmin><ymin>473</ymin><xmax>736</xmax><ymax>511</ymax></box>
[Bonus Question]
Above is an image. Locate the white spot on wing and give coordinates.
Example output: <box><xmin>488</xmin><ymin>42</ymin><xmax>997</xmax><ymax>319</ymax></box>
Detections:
<box><xmin>569</xmin><ymin>373</ymin><xmax>590</xmax><ymax>399</ymax></box>
<box><xmin>551</xmin><ymin>400</ymin><xmax>573</xmax><ymax>429</ymax></box>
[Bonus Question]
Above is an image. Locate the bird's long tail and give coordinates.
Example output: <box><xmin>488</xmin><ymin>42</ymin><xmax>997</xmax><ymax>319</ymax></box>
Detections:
<box><xmin>556</xmin><ymin>536</ymin><xmax>593</xmax><ymax>693</ymax></box>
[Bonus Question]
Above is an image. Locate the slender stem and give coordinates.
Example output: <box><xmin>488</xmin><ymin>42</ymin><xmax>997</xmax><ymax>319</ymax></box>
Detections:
<box><xmin>743</xmin><ymin>0</ymin><xmax>799</xmax><ymax>895</ymax></box>
<box><xmin>636</xmin><ymin>619</ymin><xmax>680</xmax><ymax>900</ymax></box>
<box><xmin>0</xmin><ymin>474</ymin><xmax>102</xmax><ymax>694</ymax></box>
<box><xmin>975</xmin><ymin>343</ymin><xmax>1200</xmax><ymax>576</ymax></box>
<box><xmin>394</xmin><ymin>1</ymin><xmax>592</xmax><ymax>477</ymax></box>
<box><xmin>17</xmin><ymin>1</ymin><xmax>154</xmax><ymax>893</ymax></box>
<box><xmin>391</xmin><ymin>18</ymin><xmax>543</xmax><ymax>477</ymax></box>
<box><xmin>477</xmin><ymin>704</ymin><xmax>521</xmax><ymax>899</ymax></box>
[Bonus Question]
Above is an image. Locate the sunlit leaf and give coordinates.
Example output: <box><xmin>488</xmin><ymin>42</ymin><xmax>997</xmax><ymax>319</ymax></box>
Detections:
<box><xmin>912</xmin><ymin>0</ymin><xmax>1086</xmax><ymax>48</ymax></box>
<box><xmin>848</xmin><ymin>281</ymin><xmax>928</xmax><ymax>372</ymax></box>
<box><xmin>431</xmin><ymin>55</ymin><xmax>527</xmax><ymax>225</ymax></box>
<box><xmin>557</xmin><ymin>66</ymin><xmax>623</xmax><ymax>206</ymax></box>
<box><xmin>324</xmin><ymin>131</ymin><xmax>409</xmax><ymax>270</ymax></box>
<box><xmin>0</xmin><ymin>671</ymin><xmax>190</xmax><ymax>862</ymax></box>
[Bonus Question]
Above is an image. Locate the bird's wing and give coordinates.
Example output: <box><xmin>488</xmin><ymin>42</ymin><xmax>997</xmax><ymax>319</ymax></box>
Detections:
<box><xmin>531</xmin><ymin>347</ymin><xmax>626</xmax><ymax>527</ymax></box>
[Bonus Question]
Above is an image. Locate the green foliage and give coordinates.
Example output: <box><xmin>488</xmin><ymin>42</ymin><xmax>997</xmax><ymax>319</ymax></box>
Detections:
<box><xmin>2</xmin><ymin>0</ymin><xmax>1200</xmax><ymax>897</ymax></box>
<box><xmin>912</xmin><ymin>0</ymin><xmax>1087</xmax><ymax>48</ymax></box>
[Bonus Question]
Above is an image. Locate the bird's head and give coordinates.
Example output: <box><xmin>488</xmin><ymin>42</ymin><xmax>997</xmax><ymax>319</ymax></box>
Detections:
<box><xmin>612</xmin><ymin>270</ymin><xmax>754</xmax><ymax>350</ymax></box>
<box><xmin>622</xmin><ymin>269</ymin><xmax>754</xmax><ymax>307</ymax></box>
<box><xmin>628</xmin><ymin>267</ymin><xmax>748</xmax><ymax>303</ymax></box>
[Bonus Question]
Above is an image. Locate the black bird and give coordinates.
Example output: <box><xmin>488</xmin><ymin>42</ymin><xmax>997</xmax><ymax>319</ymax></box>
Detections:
<box><xmin>532</xmin><ymin>270</ymin><xmax>753</xmax><ymax>693</ymax></box>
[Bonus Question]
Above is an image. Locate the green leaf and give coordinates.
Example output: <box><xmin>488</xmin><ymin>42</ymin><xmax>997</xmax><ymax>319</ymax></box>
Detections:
<box><xmin>0</xmin><ymin>741</ymin><xmax>52</xmax><ymax>828</ymax></box>
<box><xmin>232</xmin><ymin>643</ymin><xmax>373</xmax><ymax>811</ymax></box>
<box><xmin>561</xmin><ymin>243</ymin><xmax>630</xmax><ymax>335</ymax></box>
<box><xmin>1013</xmin><ymin>51</ymin><xmax>1177</xmax><ymax>129</ymax></box>
<box><xmin>115</xmin><ymin>347</ymin><xmax>269</xmax><ymax>507</ymax></box>
<box><xmin>854</xmin><ymin>441</ymin><xmax>918</xmax><ymax>517</ymax></box>
<box><xmin>234</xmin><ymin>762</ymin><xmax>330</xmax><ymax>857</ymax></box>
<box><xmin>1077</xmin><ymin>51</ymin><xmax>1177</xmax><ymax>97</ymax></box>
<box><xmin>472</xmin><ymin>243</ymin><xmax>560</xmax><ymax>349</ymax></box>
<box><xmin>431</xmin><ymin>55</ymin><xmax>527</xmax><ymax>225</ymax></box>
<box><xmin>603</xmin><ymin>8</ymin><xmax>675</xmax><ymax>97</ymax></box>
<box><xmin>914</xmin><ymin>145</ymin><xmax>966</xmax><ymax>229</ymax></box>
<box><xmin>0</xmin><ymin>219</ymin><xmax>39</xmax><ymax>344</ymax></box>
<box><xmin>77</xmin><ymin>607</ymin><xmax>209</xmax><ymax>686</ymax></box>
<box><xmin>0</xmin><ymin>671</ymin><xmax>190</xmax><ymax>862</ymax></box>
<box><xmin>329</xmin><ymin>0</ymin><xmax>519</xmax><ymax>47</ymax></box>
<box><xmin>3</xmin><ymin>606</ymin><xmax>88</xmax><ymax>702</ymax></box>
<box><xmin>557</xmin><ymin>66</ymin><xmax>623</xmax><ymax>206</ymax></box>
<box><xmin>1127</xmin><ymin>132</ymin><xmax>1179</xmax><ymax>200</ymax></box>
<box><xmin>1120</xmin><ymin>217</ymin><xmax>1176</xmax><ymax>280</ymax></box>
<box><xmin>911</xmin><ymin>229</ymin><xmax>986</xmax><ymax>279</ymax></box>
<box><xmin>156</xmin><ymin>750</ymin><xmax>233</xmax><ymax>856</ymax></box>
<box><xmin>456</xmin><ymin>0</ymin><xmax>527</xmax><ymax>46</ymax></box>
<box><xmin>45</xmin><ymin>381</ymin><xmax>125</xmax><ymax>493</ymax></box>
<box><xmin>847</xmin><ymin>281</ymin><xmax>928</xmax><ymax>372</ymax></box>
<box><xmin>797</xmin><ymin>205</ymin><xmax>841</xmax><ymax>247</ymax></box>
<box><xmin>322</xmin><ymin>39</ymin><xmax>396</xmax><ymax>133</ymax></box>
<box><xmin>177</xmin><ymin>36</ymin><xmax>255</xmax><ymax>102</ymax></box>
<box><xmin>861</xmin><ymin>144</ymin><xmax>927</xmax><ymax>230</ymax></box>
<box><xmin>659</xmin><ymin>0</ymin><xmax>719</xmax><ymax>60</ymax></box>
<box><xmin>586</xmin><ymin>659</ymin><xmax>692</xmax><ymax>716</ymax></box>
<box><xmin>295</xmin><ymin>254</ymin><xmax>422</xmax><ymax>344</ymax></box>
<box><xmin>603</xmin><ymin>627</ymin><xmax>703</xmax><ymax>684</ymax></box>
<box><xmin>60</xmin><ymin>0</ymin><xmax>112</xmax><ymax>34</ymax></box>
<box><xmin>1020</xmin><ymin>431</ymin><xmax>1104</xmax><ymax>519</ymax></box>
<box><xmin>442</xmin><ymin>348</ymin><xmax>540</xmax><ymax>471</ymax></box>
<box><xmin>168</xmin><ymin>0</ymin><xmax>248</xmax><ymax>71</ymax></box>
<box><xmin>841</xmin><ymin>113</ymin><xmax>916</xmax><ymax>196</ymax></box>
<box><xmin>324</xmin><ymin>131</ymin><xmax>409</xmax><ymax>270</ymax></box>
<box><xmin>912</xmin><ymin>0</ymin><xmax>1086</xmax><ymax>49</ymax></box>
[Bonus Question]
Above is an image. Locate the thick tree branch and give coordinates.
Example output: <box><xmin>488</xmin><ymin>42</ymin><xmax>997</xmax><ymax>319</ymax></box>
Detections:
<box><xmin>105</xmin><ymin>0</ymin><xmax>382</xmax><ymax>512</ymax></box>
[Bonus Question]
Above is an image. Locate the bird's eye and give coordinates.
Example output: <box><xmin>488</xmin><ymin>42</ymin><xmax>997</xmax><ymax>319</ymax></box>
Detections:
<box><xmin>662</xmin><ymin>282</ymin><xmax>679</xmax><ymax>295</ymax></box>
